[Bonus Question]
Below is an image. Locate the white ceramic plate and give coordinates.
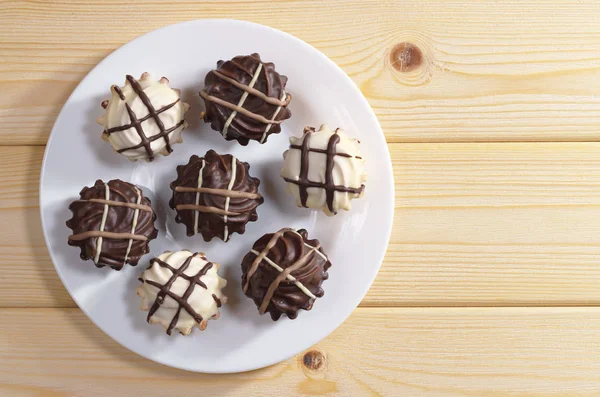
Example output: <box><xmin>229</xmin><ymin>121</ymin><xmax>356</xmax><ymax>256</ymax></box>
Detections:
<box><xmin>40</xmin><ymin>19</ymin><xmax>394</xmax><ymax>373</ymax></box>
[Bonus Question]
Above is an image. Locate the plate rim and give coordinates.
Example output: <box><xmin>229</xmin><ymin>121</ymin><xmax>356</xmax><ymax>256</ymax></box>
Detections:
<box><xmin>39</xmin><ymin>18</ymin><xmax>395</xmax><ymax>373</ymax></box>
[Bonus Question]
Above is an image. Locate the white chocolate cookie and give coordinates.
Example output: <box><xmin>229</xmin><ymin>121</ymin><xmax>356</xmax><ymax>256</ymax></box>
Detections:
<box><xmin>97</xmin><ymin>73</ymin><xmax>189</xmax><ymax>161</ymax></box>
<box><xmin>137</xmin><ymin>250</ymin><xmax>227</xmax><ymax>335</ymax></box>
<box><xmin>281</xmin><ymin>124</ymin><xmax>366</xmax><ymax>216</ymax></box>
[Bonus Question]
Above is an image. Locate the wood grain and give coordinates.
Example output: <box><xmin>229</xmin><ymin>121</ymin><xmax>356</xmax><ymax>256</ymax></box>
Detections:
<box><xmin>2</xmin><ymin>0</ymin><xmax>600</xmax><ymax>144</ymax></box>
<box><xmin>4</xmin><ymin>143</ymin><xmax>600</xmax><ymax>308</ymax></box>
<box><xmin>0</xmin><ymin>307</ymin><xmax>599</xmax><ymax>396</ymax></box>
<box><xmin>2</xmin><ymin>2</ymin><xmax>600</xmax><ymax>394</ymax></box>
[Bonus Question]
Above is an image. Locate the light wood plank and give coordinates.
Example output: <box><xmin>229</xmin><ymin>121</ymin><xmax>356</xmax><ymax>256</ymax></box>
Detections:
<box><xmin>0</xmin><ymin>146</ymin><xmax>41</xmax><ymax>208</ymax></box>
<box><xmin>2</xmin><ymin>0</ymin><xmax>600</xmax><ymax>144</ymax></box>
<box><xmin>377</xmin><ymin>142</ymin><xmax>600</xmax><ymax>306</ymax></box>
<box><xmin>2</xmin><ymin>144</ymin><xmax>600</xmax><ymax>307</ymax></box>
<box><xmin>0</xmin><ymin>307</ymin><xmax>599</xmax><ymax>396</ymax></box>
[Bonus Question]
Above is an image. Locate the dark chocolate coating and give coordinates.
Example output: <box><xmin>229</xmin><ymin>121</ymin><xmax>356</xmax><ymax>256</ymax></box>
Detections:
<box><xmin>66</xmin><ymin>179</ymin><xmax>158</xmax><ymax>270</ymax></box>
<box><xmin>241</xmin><ymin>229</ymin><xmax>331</xmax><ymax>320</ymax></box>
<box><xmin>200</xmin><ymin>53</ymin><xmax>292</xmax><ymax>145</ymax></box>
<box><xmin>169</xmin><ymin>150</ymin><xmax>264</xmax><ymax>242</ymax></box>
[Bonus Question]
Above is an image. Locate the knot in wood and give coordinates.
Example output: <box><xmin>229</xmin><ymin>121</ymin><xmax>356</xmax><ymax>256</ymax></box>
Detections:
<box><xmin>390</xmin><ymin>42</ymin><xmax>422</xmax><ymax>72</ymax></box>
<box><xmin>302</xmin><ymin>350</ymin><xmax>325</xmax><ymax>371</ymax></box>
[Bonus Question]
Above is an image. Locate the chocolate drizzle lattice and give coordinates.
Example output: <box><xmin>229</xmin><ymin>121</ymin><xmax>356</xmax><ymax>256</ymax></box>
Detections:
<box><xmin>170</xmin><ymin>151</ymin><xmax>264</xmax><ymax>242</ymax></box>
<box><xmin>102</xmin><ymin>74</ymin><xmax>186</xmax><ymax>161</ymax></box>
<box><xmin>241</xmin><ymin>228</ymin><xmax>331</xmax><ymax>320</ymax></box>
<box><xmin>283</xmin><ymin>126</ymin><xmax>365</xmax><ymax>215</ymax></box>
<box><xmin>66</xmin><ymin>179</ymin><xmax>158</xmax><ymax>270</ymax></box>
<box><xmin>200</xmin><ymin>53</ymin><xmax>292</xmax><ymax>145</ymax></box>
<box><xmin>142</xmin><ymin>253</ymin><xmax>215</xmax><ymax>335</ymax></box>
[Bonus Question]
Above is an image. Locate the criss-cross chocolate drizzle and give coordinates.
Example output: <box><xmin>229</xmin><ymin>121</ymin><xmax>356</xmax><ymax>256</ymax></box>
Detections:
<box><xmin>67</xmin><ymin>179</ymin><xmax>157</xmax><ymax>270</ymax></box>
<box><xmin>241</xmin><ymin>228</ymin><xmax>331</xmax><ymax>320</ymax></box>
<box><xmin>288</xmin><ymin>145</ymin><xmax>363</xmax><ymax>159</ymax></box>
<box><xmin>243</xmin><ymin>229</ymin><xmax>325</xmax><ymax>311</ymax></box>
<box><xmin>212</xmin><ymin>294</ymin><xmax>222</xmax><ymax>307</ymax></box>
<box><xmin>170</xmin><ymin>151</ymin><xmax>264</xmax><ymax>241</ymax></box>
<box><xmin>200</xmin><ymin>54</ymin><xmax>292</xmax><ymax>145</ymax></box>
<box><xmin>283</xmin><ymin>127</ymin><xmax>365</xmax><ymax>214</ymax></box>
<box><xmin>68</xmin><ymin>191</ymin><xmax>153</xmax><ymax>246</ymax></box>
<box><xmin>143</xmin><ymin>253</ymin><xmax>213</xmax><ymax>335</ymax></box>
<box><xmin>106</xmin><ymin>75</ymin><xmax>184</xmax><ymax>161</ymax></box>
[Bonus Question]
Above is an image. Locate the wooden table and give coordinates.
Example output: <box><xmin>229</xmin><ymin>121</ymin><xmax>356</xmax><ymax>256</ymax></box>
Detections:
<box><xmin>2</xmin><ymin>1</ymin><xmax>599</xmax><ymax>395</ymax></box>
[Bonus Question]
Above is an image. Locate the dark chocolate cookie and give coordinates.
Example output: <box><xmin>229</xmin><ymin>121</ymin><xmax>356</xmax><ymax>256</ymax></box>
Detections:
<box><xmin>169</xmin><ymin>150</ymin><xmax>264</xmax><ymax>242</ymax></box>
<box><xmin>200</xmin><ymin>53</ymin><xmax>292</xmax><ymax>145</ymax></box>
<box><xmin>66</xmin><ymin>179</ymin><xmax>158</xmax><ymax>270</ymax></box>
<box><xmin>241</xmin><ymin>228</ymin><xmax>331</xmax><ymax>320</ymax></box>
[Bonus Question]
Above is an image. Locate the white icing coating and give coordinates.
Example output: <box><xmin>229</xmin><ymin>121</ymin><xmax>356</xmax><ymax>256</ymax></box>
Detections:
<box><xmin>137</xmin><ymin>251</ymin><xmax>227</xmax><ymax>335</ymax></box>
<box><xmin>94</xmin><ymin>183</ymin><xmax>111</xmax><ymax>264</ymax></box>
<box><xmin>281</xmin><ymin>124</ymin><xmax>367</xmax><ymax>216</ymax></box>
<box><xmin>96</xmin><ymin>73</ymin><xmax>189</xmax><ymax>161</ymax></box>
<box><xmin>222</xmin><ymin>63</ymin><xmax>263</xmax><ymax>137</ymax></box>
<box><xmin>222</xmin><ymin>156</ymin><xmax>237</xmax><ymax>241</ymax></box>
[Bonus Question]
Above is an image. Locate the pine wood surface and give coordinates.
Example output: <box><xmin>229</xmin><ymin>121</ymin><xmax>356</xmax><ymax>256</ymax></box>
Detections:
<box><xmin>2</xmin><ymin>0</ymin><xmax>600</xmax><ymax>144</ymax></box>
<box><xmin>2</xmin><ymin>144</ymin><xmax>600</xmax><ymax>309</ymax></box>
<box><xmin>1</xmin><ymin>308</ymin><xmax>599</xmax><ymax>396</ymax></box>
<box><xmin>1</xmin><ymin>1</ymin><xmax>599</xmax><ymax>395</ymax></box>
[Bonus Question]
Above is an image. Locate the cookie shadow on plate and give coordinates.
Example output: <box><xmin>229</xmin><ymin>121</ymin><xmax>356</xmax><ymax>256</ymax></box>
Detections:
<box><xmin>253</xmin><ymin>156</ymin><xmax>305</xmax><ymax>219</ymax></box>
<box><xmin>218</xmin><ymin>259</ymin><xmax>269</xmax><ymax>329</ymax></box>
<box><xmin>133</xmin><ymin>170</ymin><xmax>191</xmax><ymax>251</ymax></box>
<box><xmin>180</xmin><ymin>83</ymin><xmax>204</xmax><ymax>130</ymax></box>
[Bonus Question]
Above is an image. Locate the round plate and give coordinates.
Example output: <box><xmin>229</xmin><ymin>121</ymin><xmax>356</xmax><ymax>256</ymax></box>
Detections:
<box><xmin>40</xmin><ymin>19</ymin><xmax>394</xmax><ymax>373</ymax></box>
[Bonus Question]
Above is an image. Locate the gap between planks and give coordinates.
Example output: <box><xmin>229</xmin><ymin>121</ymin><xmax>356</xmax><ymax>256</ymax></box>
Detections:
<box><xmin>4</xmin><ymin>138</ymin><xmax>600</xmax><ymax>147</ymax></box>
<box><xmin>2</xmin><ymin>306</ymin><xmax>600</xmax><ymax>396</ymax></box>
<box><xmin>3</xmin><ymin>1</ymin><xmax>600</xmax><ymax>144</ymax></box>
<box><xmin>3</xmin><ymin>143</ymin><xmax>600</xmax><ymax>309</ymax></box>
<box><xmin>5</xmin><ymin>303</ymin><xmax>600</xmax><ymax>310</ymax></box>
